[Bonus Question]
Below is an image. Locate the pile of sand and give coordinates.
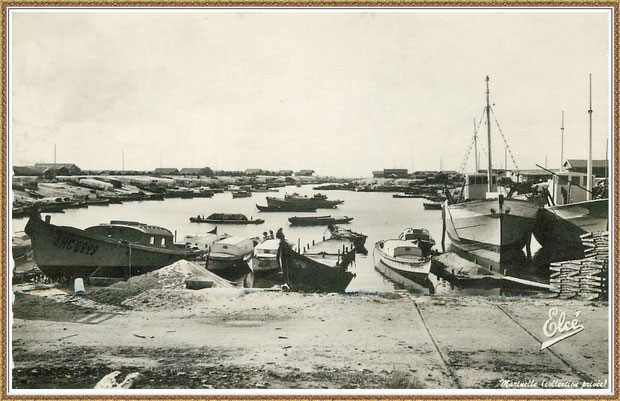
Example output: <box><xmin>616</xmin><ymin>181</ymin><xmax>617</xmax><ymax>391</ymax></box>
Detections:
<box><xmin>112</xmin><ymin>260</ymin><xmax>234</xmax><ymax>291</ymax></box>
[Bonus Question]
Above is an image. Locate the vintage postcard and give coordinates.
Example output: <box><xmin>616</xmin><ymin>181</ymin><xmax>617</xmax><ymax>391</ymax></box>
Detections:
<box><xmin>1</xmin><ymin>3</ymin><xmax>617</xmax><ymax>399</ymax></box>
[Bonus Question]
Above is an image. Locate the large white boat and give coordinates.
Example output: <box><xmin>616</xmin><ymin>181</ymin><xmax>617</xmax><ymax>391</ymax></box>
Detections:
<box><xmin>206</xmin><ymin>236</ymin><xmax>255</xmax><ymax>285</ymax></box>
<box><xmin>443</xmin><ymin>77</ymin><xmax>540</xmax><ymax>274</ymax></box>
<box><xmin>373</xmin><ymin>239</ymin><xmax>432</xmax><ymax>288</ymax></box>
<box><xmin>250</xmin><ymin>239</ymin><xmax>281</xmax><ymax>274</ymax></box>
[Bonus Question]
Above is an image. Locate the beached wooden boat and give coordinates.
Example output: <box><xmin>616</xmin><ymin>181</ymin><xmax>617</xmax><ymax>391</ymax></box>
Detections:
<box><xmin>24</xmin><ymin>214</ymin><xmax>205</xmax><ymax>280</ymax></box>
<box><xmin>399</xmin><ymin>228</ymin><xmax>435</xmax><ymax>256</ymax></box>
<box><xmin>373</xmin><ymin>239</ymin><xmax>432</xmax><ymax>289</ymax></box>
<box><xmin>278</xmin><ymin>238</ymin><xmax>355</xmax><ymax>293</ymax></box>
<box><xmin>206</xmin><ymin>236</ymin><xmax>255</xmax><ymax>285</ymax></box>
<box><xmin>250</xmin><ymin>239</ymin><xmax>281</xmax><ymax>274</ymax></box>
<box><xmin>190</xmin><ymin>213</ymin><xmax>264</xmax><ymax>224</ymax></box>
<box><xmin>256</xmin><ymin>204</ymin><xmax>317</xmax><ymax>213</ymax></box>
<box><xmin>288</xmin><ymin>215</ymin><xmax>353</xmax><ymax>226</ymax></box>
<box><xmin>328</xmin><ymin>224</ymin><xmax>367</xmax><ymax>253</ymax></box>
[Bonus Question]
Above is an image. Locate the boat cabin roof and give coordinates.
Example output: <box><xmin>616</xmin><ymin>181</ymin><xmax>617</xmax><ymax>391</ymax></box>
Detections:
<box><xmin>255</xmin><ymin>239</ymin><xmax>280</xmax><ymax>252</ymax></box>
<box><xmin>211</xmin><ymin>237</ymin><xmax>255</xmax><ymax>254</ymax></box>
<box><xmin>382</xmin><ymin>240</ymin><xmax>424</xmax><ymax>257</ymax></box>
<box><xmin>92</xmin><ymin>221</ymin><xmax>173</xmax><ymax>237</ymax></box>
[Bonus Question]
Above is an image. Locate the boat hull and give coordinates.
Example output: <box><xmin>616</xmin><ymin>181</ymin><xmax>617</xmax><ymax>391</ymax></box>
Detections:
<box><xmin>24</xmin><ymin>215</ymin><xmax>204</xmax><ymax>279</ymax></box>
<box><xmin>443</xmin><ymin>199</ymin><xmax>539</xmax><ymax>272</ymax></box>
<box><xmin>206</xmin><ymin>254</ymin><xmax>253</xmax><ymax>284</ymax></box>
<box><xmin>267</xmin><ymin>197</ymin><xmax>342</xmax><ymax>209</ymax></box>
<box><xmin>373</xmin><ymin>243</ymin><xmax>431</xmax><ymax>288</ymax></box>
<box><xmin>190</xmin><ymin>217</ymin><xmax>264</xmax><ymax>225</ymax></box>
<box><xmin>533</xmin><ymin>199</ymin><xmax>608</xmax><ymax>262</ymax></box>
<box><xmin>289</xmin><ymin>217</ymin><xmax>353</xmax><ymax>226</ymax></box>
<box><xmin>277</xmin><ymin>241</ymin><xmax>355</xmax><ymax>293</ymax></box>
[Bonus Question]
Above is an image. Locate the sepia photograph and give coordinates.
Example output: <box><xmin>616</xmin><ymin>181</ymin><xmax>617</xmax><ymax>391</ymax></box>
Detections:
<box><xmin>3</xmin><ymin>5</ymin><xmax>616</xmax><ymax>397</ymax></box>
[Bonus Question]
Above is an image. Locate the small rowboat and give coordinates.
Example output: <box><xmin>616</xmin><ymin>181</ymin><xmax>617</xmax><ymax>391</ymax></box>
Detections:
<box><xmin>423</xmin><ymin>201</ymin><xmax>443</xmax><ymax>210</ymax></box>
<box><xmin>288</xmin><ymin>216</ymin><xmax>353</xmax><ymax>226</ymax></box>
<box><xmin>328</xmin><ymin>224</ymin><xmax>367</xmax><ymax>253</ymax></box>
<box><xmin>190</xmin><ymin>213</ymin><xmax>264</xmax><ymax>225</ymax></box>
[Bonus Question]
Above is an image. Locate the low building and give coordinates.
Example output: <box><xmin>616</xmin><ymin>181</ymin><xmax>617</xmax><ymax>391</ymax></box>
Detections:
<box><xmin>372</xmin><ymin>170</ymin><xmax>385</xmax><ymax>178</ymax></box>
<box><xmin>180</xmin><ymin>167</ymin><xmax>213</xmax><ymax>177</ymax></box>
<box><xmin>13</xmin><ymin>166</ymin><xmax>44</xmax><ymax>176</ymax></box>
<box><xmin>278</xmin><ymin>170</ymin><xmax>293</xmax><ymax>177</ymax></box>
<box><xmin>245</xmin><ymin>168</ymin><xmax>263</xmax><ymax>176</ymax></box>
<box><xmin>563</xmin><ymin>159</ymin><xmax>608</xmax><ymax>178</ymax></box>
<box><xmin>511</xmin><ymin>168</ymin><xmax>556</xmax><ymax>183</ymax></box>
<box><xmin>34</xmin><ymin>163</ymin><xmax>82</xmax><ymax>176</ymax></box>
<box><xmin>153</xmin><ymin>168</ymin><xmax>180</xmax><ymax>175</ymax></box>
<box><xmin>295</xmin><ymin>169</ymin><xmax>315</xmax><ymax>177</ymax></box>
<box><xmin>383</xmin><ymin>169</ymin><xmax>408</xmax><ymax>179</ymax></box>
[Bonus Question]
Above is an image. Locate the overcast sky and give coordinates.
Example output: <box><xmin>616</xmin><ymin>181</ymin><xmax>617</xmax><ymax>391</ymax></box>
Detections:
<box><xmin>10</xmin><ymin>9</ymin><xmax>611</xmax><ymax>177</ymax></box>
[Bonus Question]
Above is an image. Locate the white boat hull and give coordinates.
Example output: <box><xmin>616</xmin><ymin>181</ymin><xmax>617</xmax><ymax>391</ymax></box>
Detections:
<box><xmin>373</xmin><ymin>243</ymin><xmax>431</xmax><ymax>285</ymax></box>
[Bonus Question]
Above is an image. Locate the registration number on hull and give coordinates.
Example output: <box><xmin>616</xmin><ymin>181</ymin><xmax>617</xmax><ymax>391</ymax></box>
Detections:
<box><xmin>52</xmin><ymin>235</ymin><xmax>100</xmax><ymax>256</ymax></box>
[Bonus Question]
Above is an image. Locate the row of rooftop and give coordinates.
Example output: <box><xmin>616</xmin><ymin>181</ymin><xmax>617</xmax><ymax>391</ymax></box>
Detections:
<box><xmin>12</xmin><ymin>159</ymin><xmax>609</xmax><ymax>181</ymax></box>
<box><xmin>13</xmin><ymin>164</ymin><xmax>316</xmax><ymax>178</ymax></box>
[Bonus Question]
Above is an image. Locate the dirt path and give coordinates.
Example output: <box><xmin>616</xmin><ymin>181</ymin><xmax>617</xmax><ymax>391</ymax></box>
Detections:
<box><xmin>11</xmin><ymin>288</ymin><xmax>609</xmax><ymax>390</ymax></box>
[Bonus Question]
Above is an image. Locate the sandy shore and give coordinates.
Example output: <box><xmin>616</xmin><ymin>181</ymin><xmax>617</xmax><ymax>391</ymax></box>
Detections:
<box><xmin>11</xmin><ymin>284</ymin><xmax>609</xmax><ymax>391</ymax></box>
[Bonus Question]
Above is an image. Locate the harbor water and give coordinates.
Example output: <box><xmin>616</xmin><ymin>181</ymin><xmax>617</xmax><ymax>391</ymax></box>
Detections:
<box><xmin>12</xmin><ymin>185</ymin><xmax>498</xmax><ymax>294</ymax></box>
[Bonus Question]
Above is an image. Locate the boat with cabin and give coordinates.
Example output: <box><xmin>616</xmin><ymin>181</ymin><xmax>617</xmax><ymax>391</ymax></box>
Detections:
<box><xmin>278</xmin><ymin>236</ymin><xmax>356</xmax><ymax>293</ymax></box>
<box><xmin>288</xmin><ymin>215</ymin><xmax>353</xmax><ymax>226</ymax></box>
<box><xmin>24</xmin><ymin>214</ymin><xmax>205</xmax><ymax>279</ymax></box>
<box><xmin>231</xmin><ymin>189</ymin><xmax>252</xmax><ymax>198</ymax></box>
<box><xmin>267</xmin><ymin>193</ymin><xmax>344</xmax><ymax>209</ymax></box>
<box><xmin>256</xmin><ymin>204</ymin><xmax>318</xmax><ymax>213</ymax></box>
<box><xmin>442</xmin><ymin>77</ymin><xmax>541</xmax><ymax>274</ymax></box>
<box><xmin>399</xmin><ymin>228</ymin><xmax>435</xmax><ymax>255</ymax></box>
<box><xmin>373</xmin><ymin>239</ymin><xmax>432</xmax><ymax>289</ymax></box>
<box><xmin>206</xmin><ymin>236</ymin><xmax>255</xmax><ymax>285</ymax></box>
<box><xmin>190</xmin><ymin>213</ymin><xmax>264</xmax><ymax>225</ymax></box>
<box><xmin>250</xmin><ymin>239</ymin><xmax>282</xmax><ymax>274</ymax></box>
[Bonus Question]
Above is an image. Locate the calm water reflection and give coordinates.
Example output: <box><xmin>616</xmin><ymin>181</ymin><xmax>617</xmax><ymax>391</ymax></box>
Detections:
<box><xmin>12</xmin><ymin>184</ymin><xmax>542</xmax><ymax>295</ymax></box>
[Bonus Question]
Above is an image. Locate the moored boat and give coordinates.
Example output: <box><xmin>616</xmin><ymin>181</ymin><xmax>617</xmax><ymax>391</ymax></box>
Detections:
<box><xmin>327</xmin><ymin>224</ymin><xmax>367</xmax><ymax>253</ymax></box>
<box><xmin>373</xmin><ymin>239</ymin><xmax>432</xmax><ymax>289</ymax></box>
<box><xmin>288</xmin><ymin>215</ymin><xmax>353</xmax><ymax>226</ymax></box>
<box><xmin>250</xmin><ymin>239</ymin><xmax>281</xmax><ymax>274</ymax></box>
<box><xmin>423</xmin><ymin>201</ymin><xmax>443</xmax><ymax>210</ymax></box>
<box><xmin>206</xmin><ymin>236</ymin><xmax>255</xmax><ymax>285</ymax></box>
<box><xmin>190</xmin><ymin>213</ymin><xmax>264</xmax><ymax>225</ymax></box>
<box><xmin>231</xmin><ymin>189</ymin><xmax>252</xmax><ymax>198</ymax></box>
<box><xmin>267</xmin><ymin>193</ymin><xmax>344</xmax><ymax>209</ymax></box>
<box><xmin>278</xmin><ymin>237</ymin><xmax>355</xmax><ymax>293</ymax></box>
<box><xmin>256</xmin><ymin>204</ymin><xmax>318</xmax><ymax>213</ymax></box>
<box><xmin>399</xmin><ymin>228</ymin><xmax>435</xmax><ymax>256</ymax></box>
<box><xmin>24</xmin><ymin>214</ymin><xmax>205</xmax><ymax>280</ymax></box>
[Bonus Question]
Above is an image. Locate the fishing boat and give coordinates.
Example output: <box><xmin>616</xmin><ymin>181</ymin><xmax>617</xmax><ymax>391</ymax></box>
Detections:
<box><xmin>327</xmin><ymin>224</ymin><xmax>367</xmax><ymax>253</ymax></box>
<box><xmin>278</xmin><ymin>237</ymin><xmax>355</xmax><ymax>293</ymax></box>
<box><xmin>288</xmin><ymin>215</ymin><xmax>353</xmax><ymax>226</ymax></box>
<box><xmin>24</xmin><ymin>214</ymin><xmax>205</xmax><ymax>279</ymax></box>
<box><xmin>399</xmin><ymin>228</ymin><xmax>435</xmax><ymax>256</ymax></box>
<box><xmin>393</xmin><ymin>193</ymin><xmax>419</xmax><ymax>199</ymax></box>
<box><xmin>231</xmin><ymin>189</ymin><xmax>252</xmax><ymax>198</ymax></box>
<box><xmin>267</xmin><ymin>193</ymin><xmax>344</xmax><ymax>209</ymax></box>
<box><xmin>190</xmin><ymin>213</ymin><xmax>264</xmax><ymax>225</ymax></box>
<box><xmin>181</xmin><ymin>227</ymin><xmax>221</xmax><ymax>251</ymax></box>
<box><xmin>206</xmin><ymin>236</ymin><xmax>255</xmax><ymax>285</ymax></box>
<box><xmin>422</xmin><ymin>201</ymin><xmax>443</xmax><ymax>210</ymax></box>
<box><xmin>256</xmin><ymin>204</ymin><xmax>318</xmax><ymax>213</ymax></box>
<box><xmin>442</xmin><ymin>77</ymin><xmax>540</xmax><ymax>274</ymax></box>
<box><xmin>373</xmin><ymin>239</ymin><xmax>432</xmax><ymax>289</ymax></box>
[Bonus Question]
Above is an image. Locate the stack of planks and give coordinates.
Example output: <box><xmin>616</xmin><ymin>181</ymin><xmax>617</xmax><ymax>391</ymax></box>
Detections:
<box><xmin>549</xmin><ymin>231</ymin><xmax>609</xmax><ymax>301</ymax></box>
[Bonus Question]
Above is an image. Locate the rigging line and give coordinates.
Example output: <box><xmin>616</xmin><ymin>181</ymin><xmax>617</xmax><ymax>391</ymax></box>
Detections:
<box><xmin>457</xmin><ymin>108</ymin><xmax>487</xmax><ymax>175</ymax></box>
<box><xmin>490</xmin><ymin>106</ymin><xmax>520</xmax><ymax>173</ymax></box>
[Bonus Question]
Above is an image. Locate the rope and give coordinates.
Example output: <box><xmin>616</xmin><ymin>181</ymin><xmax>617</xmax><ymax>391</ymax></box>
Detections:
<box><xmin>457</xmin><ymin>108</ymin><xmax>487</xmax><ymax>175</ymax></box>
<box><xmin>490</xmin><ymin>107</ymin><xmax>520</xmax><ymax>173</ymax></box>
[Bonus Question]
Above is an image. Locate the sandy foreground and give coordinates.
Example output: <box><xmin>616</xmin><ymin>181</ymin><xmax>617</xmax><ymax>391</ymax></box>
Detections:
<box><xmin>10</xmin><ymin>282</ymin><xmax>609</xmax><ymax>391</ymax></box>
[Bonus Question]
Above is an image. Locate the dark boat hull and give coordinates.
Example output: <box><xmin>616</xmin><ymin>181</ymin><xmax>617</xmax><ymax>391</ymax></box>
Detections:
<box><xmin>256</xmin><ymin>204</ymin><xmax>317</xmax><ymax>212</ymax></box>
<box><xmin>289</xmin><ymin>217</ymin><xmax>353</xmax><ymax>226</ymax></box>
<box><xmin>24</xmin><ymin>215</ymin><xmax>204</xmax><ymax>279</ymax></box>
<box><xmin>533</xmin><ymin>199</ymin><xmax>608</xmax><ymax>262</ymax></box>
<box><xmin>423</xmin><ymin>202</ymin><xmax>443</xmax><ymax>210</ymax></box>
<box><xmin>277</xmin><ymin>241</ymin><xmax>355</xmax><ymax>293</ymax></box>
<box><xmin>267</xmin><ymin>197</ymin><xmax>342</xmax><ymax>209</ymax></box>
<box><xmin>190</xmin><ymin>217</ymin><xmax>264</xmax><ymax>224</ymax></box>
<box><xmin>328</xmin><ymin>226</ymin><xmax>367</xmax><ymax>253</ymax></box>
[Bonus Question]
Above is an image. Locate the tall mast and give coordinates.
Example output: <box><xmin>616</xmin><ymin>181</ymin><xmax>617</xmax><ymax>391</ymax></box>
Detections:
<box><xmin>485</xmin><ymin>76</ymin><xmax>493</xmax><ymax>192</ymax></box>
<box><xmin>587</xmin><ymin>74</ymin><xmax>593</xmax><ymax>200</ymax></box>
<box><xmin>474</xmin><ymin>118</ymin><xmax>479</xmax><ymax>172</ymax></box>
<box><xmin>560</xmin><ymin>111</ymin><xmax>565</xmax><ymax>171</ymax></box>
